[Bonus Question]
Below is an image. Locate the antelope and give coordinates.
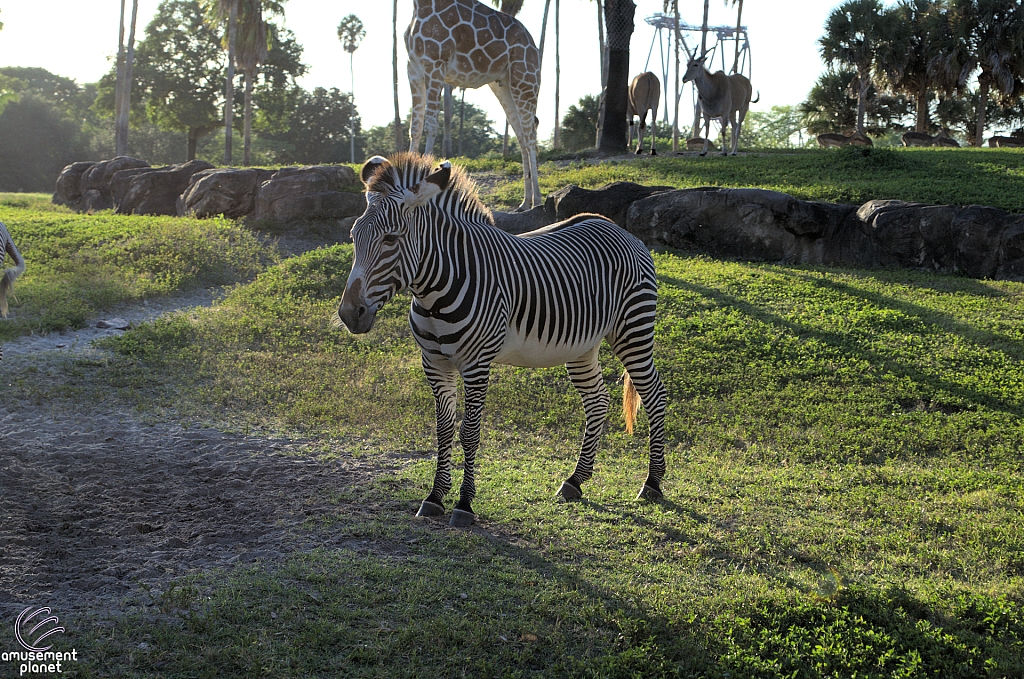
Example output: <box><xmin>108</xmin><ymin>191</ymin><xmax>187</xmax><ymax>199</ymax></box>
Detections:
<box><xmin>686</xmin><ymin>137</ymin><xmax>717</xmax><ymax>152</ymax></box>
<box><xmin>628</xmin><ymin>72</ymin><xmax>660</xmax><ymax>155</ymax></box>
<box><xmin>816</xmin><ymin>131</ymin><xmax>873</xmax><ymax>148</ymax></box>
<box><xmin>989</xmin><ymin>136</ymin><xmax>1024</xmax><ymax>148</ymax></box>
<box><xmin>935</xmin><ymin>132</ymin><xmax>960</xmax><ymax>147</ymax></box>
<box><xmin>682</xmin><ymin>51</ymin><xmax>758</xmax><ymax>156</ymax></box>
<box><xmin>902</xmin><ymin>131</ymin><xmax>937</xmax><ymax>147</ymax></box>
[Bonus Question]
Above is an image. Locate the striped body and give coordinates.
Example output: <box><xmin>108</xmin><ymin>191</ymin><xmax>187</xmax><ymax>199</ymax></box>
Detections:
<box><xmin>337</xmin><ymin>154</ymin><xmax>667</xmax><ymax>524</ymax></box>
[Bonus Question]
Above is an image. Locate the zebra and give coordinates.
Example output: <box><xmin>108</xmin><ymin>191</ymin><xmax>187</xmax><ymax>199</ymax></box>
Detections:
<box><xmin>0</xmin><ymin>221</ymin><xmax>26</xmax><ymax>363</ymax></box>
<box><xmin>335</xmin><ymin>153</ymin><xmax>668</xmax><ymax>527</ymax></box>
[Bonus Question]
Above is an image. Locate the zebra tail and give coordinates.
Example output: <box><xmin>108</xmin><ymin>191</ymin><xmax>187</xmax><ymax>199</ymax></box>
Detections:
<box><xmin>0</xmin><ymin>231</ymin><xmax>26</xmax><ymax>318</ymax></box>
<box><xmin>622</xmin><ymin>371</ymin><xmax>640</xmax><ymax>435</ymax></box>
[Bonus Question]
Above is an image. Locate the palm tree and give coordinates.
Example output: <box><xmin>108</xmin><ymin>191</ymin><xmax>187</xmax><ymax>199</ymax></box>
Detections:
<box><xmin>873</xmin><ymin>0</ymin><xmax>942</xmax><ymax>132</ymax></box>
<box><xmin>201</xmin><ymin>0</ymin><xmax>240</xmax><ymax>164</ymax></box>
<box><xmin>337</xmin><ymin>14</ymin><xmax>365</xmax><ymax>163</ymax></box>
<box><xmin>728</xmin><ymin>0</ymin><xmax>743</xmax><ymax>73</ymax></box>
<box><xmin>236</xmin><ymin>0</ymin><xmax>273</xmax><ymax>166</ymax></box>
<box><xmin>116</xmin><ymin>0</ymin><xmax>140</xmax><ymax>156</ymax></box>
<box><xmin>820</xmin><ymin>0</ymin><xmax>886</xmax><ymax>136</ymax></box>
<box><xmin>114</xmin><ymin>0</ymin><xmax>127</xmax><ymax>153</ymax></box>
<box><xmin>939</xmin><ymin>0</ymin><xmax>1024</xmax><ymax>145</ymax></box>
<box><xmin>700</xmin><ymin>0</ymin><xmax>710</xmax><ymax>55</ymax></box>
<box><xmin>553</xmin><ymin>0</ymin><xmax>561</xmax><ymax>149</ymax></box>
<box><xmin>392</xmin><ymin>0</ymin><xmax>403</xmax><ymax>152</ymax></box>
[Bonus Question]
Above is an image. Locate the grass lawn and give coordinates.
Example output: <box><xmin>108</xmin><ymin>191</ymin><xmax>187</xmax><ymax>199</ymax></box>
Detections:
<box><xmin>40</xmin><ymin>246</ymin><xmax>1014</xmax><ymax>678</ymax></box>
<box><xmin>2</xmin><ymin>150</ymin><xmax>1024</xmax><ymax>677</ymax></box>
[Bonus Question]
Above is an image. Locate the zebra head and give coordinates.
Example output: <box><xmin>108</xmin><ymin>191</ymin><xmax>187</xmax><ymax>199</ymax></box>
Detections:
<box><xmin>336</xmin><ymin>155</ymin><xmax>452</xmax><ymax>334</ymax></box>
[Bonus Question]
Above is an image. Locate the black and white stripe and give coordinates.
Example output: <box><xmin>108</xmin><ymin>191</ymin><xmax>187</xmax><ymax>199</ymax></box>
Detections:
<box><xmin>337</xmin><ymin>154</ymin><xmax>667</xmax><ymax>525</ymax></box>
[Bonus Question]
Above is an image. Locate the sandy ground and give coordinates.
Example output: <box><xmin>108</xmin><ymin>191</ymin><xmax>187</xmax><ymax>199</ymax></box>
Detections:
<box><xmin>0</xmin><ymin>287</ymin><xmax>404</xmax><ymax>620</ymax></box>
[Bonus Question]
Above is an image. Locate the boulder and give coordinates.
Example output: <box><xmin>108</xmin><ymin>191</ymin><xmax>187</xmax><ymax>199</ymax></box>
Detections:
<box><xmin>178</xmin><ymin>168</ymin><xmax>277</xmax><ymax>218</ymax></box>
<box><xmin>77</xmin><ymin>156</ymin><xmax>150</xmax><ymax>211</ymax></box>
<box><xmin>544</xmin><ymin>182</ymin><xmax>673</xmax><ymax>228</ymax></box>
<box><xmin>52</xmin><ymin>161</ymin><xmax>97</xmax><ymax>207</ymax></box>
<box><xmin>626</xmin><ymin>187</ymin><xmax>857</xmax><ymax>263</ymax></box>
<box><xmin>492</xmin><ymin>206</ymin><xmax>556</xmax><ymax>234</ymax></box>
<box><xmin>254</xmin><ymin>165</ymin><xmax>365</xmax><ymax>222</ymax></box>
<box><xmin>113</xmin><ymin>160</ymin><xmax>215</xmax><ymax>216</ymax></box>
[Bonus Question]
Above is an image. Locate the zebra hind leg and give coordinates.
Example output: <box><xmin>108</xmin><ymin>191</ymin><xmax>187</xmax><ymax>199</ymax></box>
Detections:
<box><xmin>612</xmin><ymin>330</ymin><xmax>668</xmax><ymax>501</ymax></box>
<box><xmin>417</xmin><ymin>362</ymin><xmax>459</xmax><ymax>519</ymax></box>
<box><xmin>558</xmin><ymin>349</ymin><xmax>609</xmax><ymax>501</ymax></box>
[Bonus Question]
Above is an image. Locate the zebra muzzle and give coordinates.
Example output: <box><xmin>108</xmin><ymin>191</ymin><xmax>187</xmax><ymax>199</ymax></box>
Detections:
<box><xmin>336</xmin><ymin>298</ymin><xmax>377</xmax><ymax>334</ymax></box>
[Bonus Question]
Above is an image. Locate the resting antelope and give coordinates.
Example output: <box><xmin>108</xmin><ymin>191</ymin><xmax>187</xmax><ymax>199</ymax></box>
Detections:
<box><xmin>627</xmin><ymin>72</ymin><xmax>660</xmax><ymax>155</ymax></box>
<box><xmin>0</xmin><ymin>221</ymin><xmax>25</xmax><ymax>318</ymax></box>
<box><xmin>816</xmin><ymin>131</ymin><xmax>873</xmax><ymax>148</ymax></box>
<box><xmin>989</xmin><ymin>136</ymin><xmax>1024</xmax><ymax>148</ymax></box>
<box><xmin>682</xmin><ymin>51</ymin><xmax>757</xmax><ymax>156</ymax></box>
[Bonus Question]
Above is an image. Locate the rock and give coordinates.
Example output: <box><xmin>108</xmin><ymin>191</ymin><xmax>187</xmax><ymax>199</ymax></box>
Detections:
<box><xmin>97</xmin><ymin>318</ymin><xmax>131</xmax><ymax>330</ymax></box>
<box><xmin>178</xmin><ymin>168</ymin><xmax>277</xmax><ymax>218</ymax></box>
<box><xmin>77</xmin><ymin>156</ymin><xmax>150</xmax><ymax>211</ymax></box>
<box><xmin>544</xmin><ymin>182</ymin><xmax>673</xmax><ymax>228</ymax></box>
<box><xmin>492</xmin><ymin>206</ymin><xmax>556</xmax><ymax>234</ymax></box>
<box><xmin>115</xmin><ymin>160</ymin><xmax>215</xmax><ymax>216</ymax></box>
<box><xmin>254</xmin><ymin>165</ymin><xmax>365</xmax><ymax>222</ymax></box>
<box><xmin>626</xmin><ymin>187</ymin><xmax>857</xmax><ymax>262</ymax></box>
<box><xmin>52</xmin><ymin>161</ymin><xmax>97</xmax><ymax>207</ymax></box>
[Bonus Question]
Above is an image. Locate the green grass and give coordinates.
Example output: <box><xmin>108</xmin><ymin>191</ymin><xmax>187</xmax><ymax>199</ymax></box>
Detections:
<box><xmin>34</xmin><ymin>244</ymin><xmax>1016</xmax><ymax>677</ymax></box>
<box><xmin>0</xmin><ymin>193</ymin><xmax>277</xmax><ymax>340</ymax></box>
<box><xmin>480</xmin><ymin>147</ymin><xmax>1024</xmax><ymax>213</ymax></box>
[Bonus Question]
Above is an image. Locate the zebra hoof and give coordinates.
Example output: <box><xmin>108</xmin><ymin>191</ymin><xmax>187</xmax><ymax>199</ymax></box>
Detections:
<box><xmin>416</xmin><ymin>500</ymin><xmax>445</xmax><ymax>518</ymax></box>
<box><xmin>556</xmin><ymin>481</ymin><xmax>583</xmax><ymax>502</ymax></box>
<box><xmin>449</xmin><ymin>508</ymin><xmax>476</xmax><ymax>527</ymax></box>
<box><xmin>636</xmin><ymin>484</ymin><xmax>663</xmax><ymax>502</ymax></box>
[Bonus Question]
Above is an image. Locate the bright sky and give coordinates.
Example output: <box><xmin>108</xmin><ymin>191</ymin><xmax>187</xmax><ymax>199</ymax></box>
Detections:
<box><xmin>0</xmin><ymin>0</ymin><xmax>838</xmax><ymax>139</ymax></box>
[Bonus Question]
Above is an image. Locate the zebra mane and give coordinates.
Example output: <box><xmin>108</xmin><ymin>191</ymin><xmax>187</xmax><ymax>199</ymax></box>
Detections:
<box><xmin>367</xmin><ymin>153</ymin><xmax>494</xmax><ymax>225</ymax></box>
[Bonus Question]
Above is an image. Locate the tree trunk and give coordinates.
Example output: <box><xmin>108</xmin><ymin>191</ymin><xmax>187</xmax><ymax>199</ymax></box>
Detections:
<box><xmin>538</xmin><ymin>0</ymin><xmax>552</xmax><ymax>63</ymax></box>
<box><xmin>553</xmin><ymin>0</ymin><xmax>560</xmax><ymax>149</ymax></box>
<box><xmin>392</xmin><ymin>0</ymin><xmax>403</xmax><ymax>152</ymax></box>
<box><xmin>244</xmin><ymin>68</ymin><xmax>253</xmax><ymax>166</ymax></box>
<box><xmin>915</xmin><ymin>82</ymin><xmax>929</xmax><ymax>133</ymax></box>
<box><xmin>732</xmin><ymin>0</ymin><xmax>743</xmax><ymax>73</ymax></box>
<box><xmin>225</xmin><ymin>0</ymin><xmax>237</xmax><ymax>165</ymax></box>
<box><xmin>116</xmin><ymin>0</ymin><xmax>139</xmax><ymax>157</ymax></box>
<box><xmin>701</xmin><ymin>0</ymin><xmax>709</xmax><ymax>56</ymax></box>
<box><xmin>443</xmin><ymin>84</ymin><xmax>453</xmax><ymax>157</ymax></box>
<box><xmin>114</xmin><ymin>0</ymin><xmax>126</xmax><ymax>155</ymax></box>
<box><xmin>188</xmin><ymin>127</ymin><xmax>200</xmax><ymax>161</ymax></box>
<box><xmin>350</xmin><ymin>52</ymin><xmax>357</xmax><ymax>163</ymax></box>
<box><xmin>597</xmin><ymin>0</ymin><xmax>634</xmax><ymax>154</ymax></box>
<box><xmin>458</xmin><ymin>88</ymin><xmax>466</xmax><ymax>156</ymax></box>
<box><xmin>672</xmin><ymin>0</ymin><xmax>680</xmax><ymax>151</ymax></box>
<box><xmin>503</xmin><ymin>121</ymin><xmax>510</xmax><ymax>157</ymax></box>
<box><xmin>596</xmin><ymin>0</ymin><xmax>606</xmax><ymax>147</ymax></box>
<box><xmin>857</xmin><ymin>68</ymin><xmax>869</xmax><ymax>136</ymax></box>
<box><xmin>975</xmin><ymin>76</ymin><xmax>989</xmax><ymax>147</ymax></box>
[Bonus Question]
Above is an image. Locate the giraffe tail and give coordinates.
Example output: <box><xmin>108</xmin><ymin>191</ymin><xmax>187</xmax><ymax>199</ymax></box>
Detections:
<box><xmin>0</xmin><ymin>222</ymin><xmax>26</xmax><ymax>318</ymax></box>
<box><xmin>622</xmin><ymin>370</ymin><xmax>640</xmax><ymax>435</ymax></box>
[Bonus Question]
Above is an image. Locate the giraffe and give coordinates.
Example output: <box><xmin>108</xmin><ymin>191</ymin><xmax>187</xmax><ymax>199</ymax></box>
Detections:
<box><xmin>405</xmin><ymin>0</ymin><xmax>541</xmax><ymax>211</ymax></box>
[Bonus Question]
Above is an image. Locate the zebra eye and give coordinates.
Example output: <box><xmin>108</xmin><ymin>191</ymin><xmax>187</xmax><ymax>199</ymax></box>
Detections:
<box><xmin>381</xmin><ymin>233</ymin><xmax>399</xmax><ymax>246</ymax></box>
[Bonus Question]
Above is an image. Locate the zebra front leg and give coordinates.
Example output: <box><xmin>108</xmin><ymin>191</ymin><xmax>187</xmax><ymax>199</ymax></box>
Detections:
<box><xmin>558</xmin><ymin>349</ymin><xmax>610</xmax><ymax>501</ymax></box>
<box><xmin>450</xmin><ymin>364</ymin><xmax>491</xmax><ymax>527</ymax></box>
<box><xmin>417</xmin><ymin>360</ymin><xmax>459</xmax><ymax>518</ymax></box>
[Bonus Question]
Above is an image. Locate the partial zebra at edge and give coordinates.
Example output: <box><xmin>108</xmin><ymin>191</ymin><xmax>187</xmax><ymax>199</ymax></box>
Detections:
<box><xmin>0</xmin><ymin>220</ymin><xmax>26</xmax><ymax>318</ymax></box>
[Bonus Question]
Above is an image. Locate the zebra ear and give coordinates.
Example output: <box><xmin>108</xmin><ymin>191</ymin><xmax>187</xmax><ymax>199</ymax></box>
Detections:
<box><xmin>404</xmin><ymin>161</ymin><xmax>451</xmax><ymax>208</ymax></box>
<box><xmin>361</xmin><ymin>156</ymin><xmax>390</xmax><ymax>187</ymax></box>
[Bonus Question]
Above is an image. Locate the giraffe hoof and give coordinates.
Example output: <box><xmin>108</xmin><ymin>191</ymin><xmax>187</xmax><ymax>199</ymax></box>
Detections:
<box><xmin>699</xmin><ymin>151</ymin><xmax>708</xmax><ymax>157</ymax></box>
<box><xmin>556</xmin><ymin>481</ymin><xmax>583</xmax><ymax>502</ymax></box>
<box><xmin>651</xmin><ymin>149</ymin><xmax>657</xmax><ymax>156</ymax></box>
<box><xmin>416</xmin><ymin>500</ymin><xmax>445</xmax><ymax>518</ymax></box>
<box><xmin>449</xmin><ymin>508</ymin><xmax>476</xmax><ymax>527</ymax></box>
<box><xmin>636</xmin><ymin>484</ymin><xmax>663</xmax><ymax>502</ymax></box>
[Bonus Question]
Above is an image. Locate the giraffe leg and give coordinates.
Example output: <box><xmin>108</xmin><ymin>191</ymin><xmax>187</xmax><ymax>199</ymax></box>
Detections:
<box><xmin>558</xmin><ymin>347</ymin><xmax>610</xmax><ymax>501</ymax></box>
<box><xmin>609</xmin><ymin>292</ymin><xmax>667</xmax><ymax>501</ymax></box>
<box><xmin>450</xmin><ymin>363</ymin><xmax>491</xmax><ymax>527</ymax></box>
<box><xmin>488</xmin><ymin>79</ymin><xmax>538</xmax><ymax>211</ymax></box>
<box><xmin>417</xmin><ymin>357</ymin><xmax>459</xmax><ymax>518</ymax></box>
<box><xmin>422</xmin><ymin>75</ymin><xmax>444</xmax><ymax>156</ymax></box>
<box><xmin>407</xmin><ymin>60</ymin><xmax>427</xmax><ymax>154</ymax></box>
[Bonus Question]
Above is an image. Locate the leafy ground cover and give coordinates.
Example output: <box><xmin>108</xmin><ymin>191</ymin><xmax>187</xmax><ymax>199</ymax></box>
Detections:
<box><xmin>49</xmin><ymin>244</ymin><xmax>1019</xmax><ymax>677</ymax></box>
<box><xmin>0</xmin><ymin>193</ymin><xmax>276</xmax><ymax>340</ymax></box>
<box><xmin>476</xmin><ymin>147</ymin><xmax>1024</xmax><ymax>213</ymax></box>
